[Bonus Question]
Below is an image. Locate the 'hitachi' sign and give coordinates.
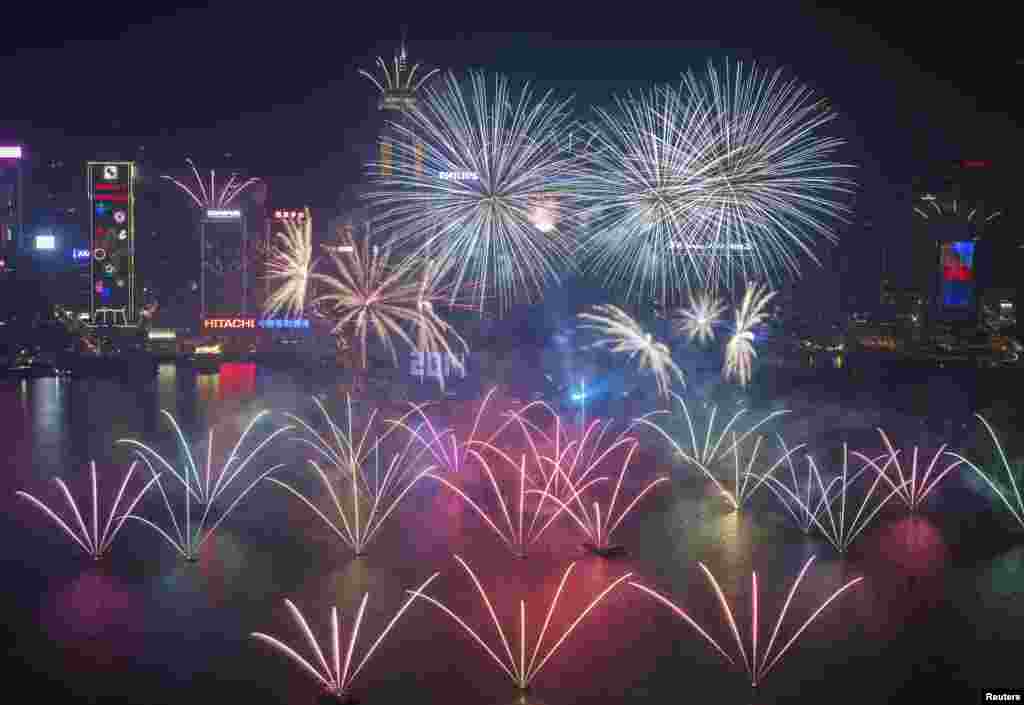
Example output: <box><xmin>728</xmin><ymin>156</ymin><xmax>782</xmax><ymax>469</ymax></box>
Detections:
<box><xmin>203</xmin><ymin>317</ymin><xmax>257</xmax><ymax>329</ymax></box>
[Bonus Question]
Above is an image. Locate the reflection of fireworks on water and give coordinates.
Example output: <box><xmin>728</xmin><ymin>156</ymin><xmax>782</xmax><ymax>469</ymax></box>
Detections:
<box><xmin>264</xmin><ymin>206</ymin><xmax>315</xmax><ymax>319</ymax></box>
<box><xmin>313</xmin><ymin>229</ymin><xmax>467</xmax><ymax>370</ymax></box>
<box><xmin>409</xmin><ymin>555</ymin><xmax>632</xmax><ymax>691</ymax></box>
<box><xmin>251</xmin><ymin>575</ymin><xmax>440</xmax><ymax>703</ymax></box>
<box><xmin>270</xmin><ymin>396</ymin><xmax>438</xmax><ymax>556</ymax></box>
<box><xmin>578</xmin><ymin>304</ymin><xmax>684</xmax><ymax>398</ymax></box>
<box><xmin>631</xmin><ymin>555</ymin><xmax>863</xmax><ymax>687</ymax></box>
<box><xmin>674</xmin><ymin>292</ymin><xmax>726</xmax><ymax>344</ymax></box>
<box><xmin>724</xmin><ymin>282</ymin><xmax>775</xmax><ymax>386</ymax></box>
<box><xmin>369</xmin><ymin>71</ymin><xmax>578</xmax><ymax>314</ymax></box>
<box><xmin>161</xmin><ymin>157</ymin><xmax>260</xmax><ymax>210</ymax></box>
<box><xmin>16</xmin><ymin>461</ymin><xmax>161</xmax><ymax>559</ymax></box>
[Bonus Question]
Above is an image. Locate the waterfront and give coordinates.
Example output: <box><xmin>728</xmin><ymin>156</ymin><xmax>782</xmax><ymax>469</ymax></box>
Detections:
<box><xmin>4</xmin><ymin>357</ymin><xmax>1024</xmax><ymax>703</ymax></box>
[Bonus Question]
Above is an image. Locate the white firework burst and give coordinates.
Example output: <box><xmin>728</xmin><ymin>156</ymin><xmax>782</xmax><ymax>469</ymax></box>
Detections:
<box><xmin>576</xmin><ymin>62</ymin><xmax>852</xmax><ymax>303</ymax></box>
<box><xmin>578</xmin><ymin>304</ymin><xmax>684</xmax><ymax>398</ymax></box>
<box><xmin>675</xmin><ymin>292</ymin><xmax>726</xmax><ymax>344</ymax></box>
<box><xmin>264</xmin><ymin>207</ymin><xmax>315</xmax><ymax>319</ymax></box>
<box><xmin>724</xmin><ymin>282</ymin><xmax>776</xmax><ymax>386</ymax></box>
<box><xmin>368</xmin><ymin>71</ymin><xmax>579</xmax><ymax>314</ymax></box>
<box><xmin>161</xmin><ymin>158</ymin><xmax>260</xmax><ymax>210</ymax></box>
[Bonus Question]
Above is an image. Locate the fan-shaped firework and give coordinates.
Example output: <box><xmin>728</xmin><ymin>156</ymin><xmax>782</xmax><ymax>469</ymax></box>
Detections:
<box><xmin>631</xmin><ymin>555</ymin><xmax>863</xmax><ymax>687</ymax></box>
<box><xmin>312</xmin><ymin>227</ymin><xmax>468</xmax><ymax>370</ymax></box>
<box><xmin>675</xmin><ymin>291</ymin><xmax>726</xmax><ymax>344</ymax></box>
<box><xmin>724</xmin><ymin>282</ymin><xmax>775</xmax><ymax>386</ymax></box>
<box><xmin>578</xmin><ymin>304</ymin><xmax>684</xmax><ymax>398</ymax></box>
<box><xmin>576</xmin><ymin>62</ymin><xmax>851</xmax><ymax>302</ymax></box>
<box><xmin>946</xmin><ymin>413</ymin><xmax>1024</xmax><ymax>529</ymax></box>
<box><xmin>264</xmin><ymin>206</ymin><xmax>315</xmax><ymax>319</ymax></box>
<box><xmin>368</xmin><ymin>71</ymin><xmax>578</xmax><ymax>314</ymax></box>
<box><xmin>161</xmin><ymin>158</ymin><xmax>261</xmax><ymax>210</ymax></box>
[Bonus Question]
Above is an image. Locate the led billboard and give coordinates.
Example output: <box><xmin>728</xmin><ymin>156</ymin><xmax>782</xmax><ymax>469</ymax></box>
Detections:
<box><xmin>89</xmin><ymin>162</ymin><xmax>135</xmax><ymax>321</ymax></box>
<box><xmin>939</xmin><ymin>240</ymin><xmax>975</xmax><ymax>309</ymax></box>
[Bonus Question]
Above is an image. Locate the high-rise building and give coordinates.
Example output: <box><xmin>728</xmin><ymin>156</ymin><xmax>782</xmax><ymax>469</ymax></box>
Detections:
<box><xmin>911</xmin><ymin>160</ymin><xmax>1012</xmax><ymax>329</ymax></box>
<box><xmin>88</xmin><ymin>161</ymin><xmax>136</xmax><ymax>324</ymax></box>
<box><xmin>359</xmin><ymin>38</ymin><xmax>438</xmax><ymax>179</ymax></box>
<box><xmin>0</xmin><ymin>146</ymin><xmax>23</xmax><ymax>278</ymax></box>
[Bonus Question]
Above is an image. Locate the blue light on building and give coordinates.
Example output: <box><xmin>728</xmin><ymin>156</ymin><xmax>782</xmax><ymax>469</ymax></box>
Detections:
<box><xmin>258</xmin><ymin>319</ymin><xmax>310</xmax><ymax>330</ymax></box>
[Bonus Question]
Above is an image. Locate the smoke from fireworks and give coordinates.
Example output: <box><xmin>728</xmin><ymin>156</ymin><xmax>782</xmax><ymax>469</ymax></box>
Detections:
<box><xmin>264</xmin><ymin>207</ymin><xmax>315</xmax><ymax>319</ymax></box>
<box><xmin>578</xmin><ymin>304</ymin><xmax>684</xmax><ymax>398</ymax></box>
<box><xmin>312</xmin><ymin>228</ymin><xmax>467</xmax><ymax>369</ymax></box>
<box><xmin>724</xmin><ymin>283</ymin><xmax>775</xmax><ymax>386</ymax></box>
<box><xmin>675</xmin><ymin>292</ymin><xmax>726</xmax><ymax>344</ymax></box>
<box><xmin>369</xmin><ymin>71</ymin><xmax>579</xmax><ymax>314</ymax></box>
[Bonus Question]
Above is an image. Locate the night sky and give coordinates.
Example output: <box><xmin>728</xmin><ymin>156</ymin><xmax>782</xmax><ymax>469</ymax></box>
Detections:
<box><xmin>1</xmin><ymin>4</ymin><xmax>1020</xmax><ymax>312</ymax></box>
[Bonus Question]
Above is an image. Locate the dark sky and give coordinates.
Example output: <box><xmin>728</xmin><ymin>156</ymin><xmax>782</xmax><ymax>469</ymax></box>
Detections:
<box><xmin>1</xmin><ymin>4</ymin><xmax>1020</xmax><ymax>308</ymax></box>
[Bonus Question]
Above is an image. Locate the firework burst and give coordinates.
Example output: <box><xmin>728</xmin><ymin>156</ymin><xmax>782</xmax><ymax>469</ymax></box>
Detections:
<box><xmin>578</xmin><ymin>304</ymin><xmax>684</xmax><ymax>398</ymax></box>
<box><xmin>161</xmin><ymin>157</ymin><xmax>260</xmax><ymax>210</ymax></box>
<box><xmin>270</xmin><ymin>396</ymin><xmax>438</xmax><ymax>556</ymax></box>
<box><xmin>16</xmin><ymin>461</ymin><xmax>162</xmax><ymax>559</ymax></box>
<box><xmin>408</xmin><ymin>555</ymin><xmax>632</xmax><ymax>691</ymax></box>
<box><xmin>672</xmin><ymin>61</ymin><xmax>854</xmax><ymax>287</ymax></box>
<box><xmin>631</xmin><ymin>555</ymin><xmax>863</xmax><ymax>687</ymax></box>
<box><xmin>853</xmin><ymin>430</ymin><xmax>965</xmax><ymax>512</ymax></box>
<box><xmin>251</xmin><ymin>574</ymin><xmax>440</xmax><ymax>703</ymax></box>
<box><xmin>675</xmin><ymin>291</ymin><xmax>726</xmax><ymax>344</ymax></box>
<box><xmin>724</xmin><ymin>282</ymin><xmax>775</xmax><ymax>386</ymax></box>
<box><xmin>946</xmin><ymin>413</ymin><xmax>1024</xmax><ymax>529</ymax></box>
<box><xmin>368</xmin><ymin>71</ymin><xmax>579</xmax><ymax>314</ymax></box>
<box><xmin>264</xmin><ymin>206</ymin><xmax>316</xmax><ymax>319</ymax></box>
<box><xmin>312</xmin><ymin>227</ymin><xmax>467</xmax><ymax>370</ymax></box>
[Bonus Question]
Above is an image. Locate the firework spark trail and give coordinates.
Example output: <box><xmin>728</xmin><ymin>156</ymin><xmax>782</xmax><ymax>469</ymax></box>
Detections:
<box><xmin>674</xmin><ymin>291</ymin><xmax>726</xmax><ymax>344</ymax></box>
<box><xmin>368</xmin><ymin>71</ymin><xmax>579</xmax><ymax>314</ymax></box>
<box><xmin>16</xmin><ymin>461</ymin><xmax>162</xmax><ymax>559</ymax></box>
<box><xmin>312</xmin><ymin>227</ymin><xmax>468</xmax><ymax>372</ymax></box>
<box><xmin>161</xmin><ymin>158</ymin><xmax>261</xmax><ymax>210</ymax></box>
<box><xmin>576</xmin><ymin>63</ymin><xmax>853</xmax><ymax>301</ymax></box>
<box><xmin>758</xmin><ymin>435</ymin><xmax>822</xmax><ymax>533</ymax></box>
<box><xmin>575</xmin><ymin>84</ymin><xmax>713</xmax><ymax>304</ymax></box>
<box><xmin>271</xmin><ymin>396</ymin><xmax>440</xmax><ymax>556</ymax></box>
<box><xmin>408</xmin><ymin>555</ymin><xmax>632</xmax><ymax>690</ymax></box>
<box><xmin>527</xmin><ymin>438</ymin><xmax>670</xmax><ymax>552</ymax></box>
<box><xmin>251</xmin><ymin>573</ymin><xmax>440</xmax><ymax>702</ymax></box>
<box><xmin>946</xmin><ymin>413</ymin><xmax>1024</xmax><ymax>529</ymax></box>
<box><xmin>724</xmin><ymin>282</ymin><xmax>775</xmax><ymax>386</ymax></box>
<box><xmin>632</xmin><ymin>392</ymin><xmax>791</xmax><ymax>508</ymax></box>
<box><xmin>760</xmin><ymin>445</ymin><xmax>908</xmax><ymax>553</ymax></box>
<box><xmin>126</xmin><ymin>451</ymin><xmax>286</xmax><ymax>561</ymax></box>
<box><xmin>676</xmin><ymin>61</ymin><xmax>854</xmax><ymax>288</ymax></box>
<box><xmin>264</xmin><ymin>206</ymin><xmax>316</xmax><ymax>319</ymax></box>
<box><xmin>852</xmin><ymin>429</ymin><xmax>966</xmax><ymax>512</ymax></box>
<box><xmin>578</xmin><ymin>304</ymin><xmax>684</xmax><ymax>398</ymax></box>
<box><xmin>631</xmin><ymin>555</ymin><xmax>863</xmax><ymax>687</ymax></box>
<box><xmin>117</xmin><ymin>410</ymin><xmax>290</xmax><ymax>506</ymax></box>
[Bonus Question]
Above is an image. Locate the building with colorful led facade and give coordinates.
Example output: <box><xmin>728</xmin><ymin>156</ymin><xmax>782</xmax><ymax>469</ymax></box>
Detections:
<box><xmin>911</xmin><ymin>160</ymin><xmax>1011</xmax><ymax>328</ymax></box>
<box><xmin>88</xmin><ymin>161</ymin><xmax>136</xmax><ymax>324</ymax></box>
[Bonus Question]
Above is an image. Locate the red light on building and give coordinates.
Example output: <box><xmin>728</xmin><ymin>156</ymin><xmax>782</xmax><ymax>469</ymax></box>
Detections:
<box><xmin>203</xmin><ymin>317</ymin><xmax>257</xmax><ymax>329</ymax></box>
<box><xmin>961</xmin><ymin>160</ymin><xmax>990</xmax><ymax>168</ymax></box>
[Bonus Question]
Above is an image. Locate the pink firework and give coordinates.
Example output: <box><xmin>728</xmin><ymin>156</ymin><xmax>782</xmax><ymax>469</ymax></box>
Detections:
<box><xmin>161</xmin><ymin>157</ymin><xmax>261</xmax><ymax>210</ymax></box>
<box><xmin>251</xmin><ymin>573</ymin><xmax>440</xmax><ymax>703</ymax></box>
<box><xmin>631</xmin><ymin>555</ymin><xmax>863</xmax><ymax>687</ymax></box>
<box><xmin>408</xmin><ymin>555</ymin><xmax>632</xmax><ymax>691</ymax></box>
<box><xmin>852</xmin><ymin>429</ymin><xmax>966</xmax><ymax>512</ymax></box>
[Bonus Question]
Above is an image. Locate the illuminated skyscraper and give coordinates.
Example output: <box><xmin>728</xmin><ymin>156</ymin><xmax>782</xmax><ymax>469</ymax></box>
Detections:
<box><xmin>359</xmin><ymin>37</ymin><xmax>437</xmax><ymax>177</ymax></box>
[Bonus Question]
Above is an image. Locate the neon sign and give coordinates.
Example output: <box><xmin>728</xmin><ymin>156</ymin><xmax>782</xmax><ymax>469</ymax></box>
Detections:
<box><xmin>438</xmin><ymin>171</ymin><xmax>480</xmax><ymax>181</ymax></box>
<box><xmin>203</xmin><ymin>317</ymin><xmax>257</xmax><ymax>329</ymax></box>
<box><xmin>206</xmin><ymin>209</ymin><xmax>242</xmax><ymax>219</ymax></box>
<box><xmin>0</xmin><ymin>146</ymin><xmax>23</xmax><ymax>159</ymax></box>
<box><xmin>259</xmin><ymin>319</ymin><xmax>310</xmax><ymax>329</ymax></box>
<box><xmin>73</xmin><ymin>248</ymin><xmax>91</xmax><ymax>260</ymax></box>
<box><xmin>272</xmin><ymin>210</ymin><xmax>306</xmax><ymax>220</ymax></box>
